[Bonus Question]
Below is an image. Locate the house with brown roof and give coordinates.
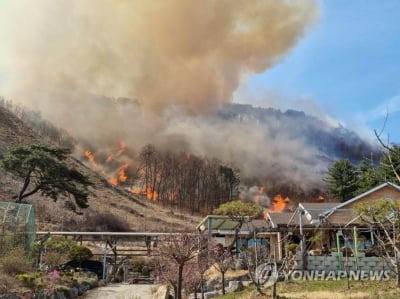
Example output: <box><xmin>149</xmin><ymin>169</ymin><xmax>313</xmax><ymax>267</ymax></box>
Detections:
<box><xmin>282</xmin><ymin>182</ymin><xmax>400</xmax><ymax>255</ymax></box>
<box><xmin>198</xmin><ymin>182</ymin><xmax>400</xmax><ymax>263</ymax></box>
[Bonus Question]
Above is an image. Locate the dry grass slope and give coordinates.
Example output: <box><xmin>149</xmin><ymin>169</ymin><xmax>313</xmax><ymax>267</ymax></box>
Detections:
<box><xmin>0</xmin><ymin>106</ymin><xmax>201</xmax><ymax>232</ymax></box>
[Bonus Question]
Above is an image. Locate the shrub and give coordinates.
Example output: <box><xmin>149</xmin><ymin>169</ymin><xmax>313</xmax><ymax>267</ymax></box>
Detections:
<box><xmin>0</xmin><ymin>272</ymin><xmax>21</xmax><ymax>294</ymax></box>
<box><xmin>44</xmin><ymin>238</ymin><xmax>77</xmax><ymax>254</ymax></box>
<box><xmin>16</xmin><ymin>273</ymin><xmax>41</xmax><ymax>288</ymax></box>
<box><xmin>288</xmin><ymin>243</ymin><xmax>299</xmax><ymax>254</ymax></box>
<box><xmin>42</xmin><ymin>251</ymin><xmax>69</xmax><ymax>270</ymax></box>
<box><xmin>68</xmin><ymin>246</ymin><xmax>93</xmax><ymax>263</ymax></box>
<box><xmin>130</xmin><ymin>257</ymin><xmax>147</xmax><ymax>273</ymax></box>
<box><xmin>0</xmin><ymin>247</ymin><xmax>32</xmax><ymax>275</ymax></box>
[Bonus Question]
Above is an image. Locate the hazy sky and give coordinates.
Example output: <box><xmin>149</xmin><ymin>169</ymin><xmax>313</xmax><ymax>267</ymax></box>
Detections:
<box><xmin>236</xmin><ymin>0</ymin><xmax>400</xmax><ymax>143</ymax></box>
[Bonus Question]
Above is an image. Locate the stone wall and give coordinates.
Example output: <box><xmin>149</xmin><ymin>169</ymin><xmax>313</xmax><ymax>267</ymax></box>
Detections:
<box><xmin>294</xmin><ymin>254</ymin><xmax>395</xmax><ymax>273</ymax></box>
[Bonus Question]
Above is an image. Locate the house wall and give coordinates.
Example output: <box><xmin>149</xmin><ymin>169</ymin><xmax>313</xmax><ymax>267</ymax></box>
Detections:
<box><xmin>345</xmin><ymin>185</ymin><xmax>400</xmax><ymax>208</ymax></box>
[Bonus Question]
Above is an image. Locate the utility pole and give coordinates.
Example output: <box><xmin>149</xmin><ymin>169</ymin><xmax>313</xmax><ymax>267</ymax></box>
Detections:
<box><xmin>299</xmin><ymin>208</ymin><xmax>307</xmax><ymax>271</ymax></box>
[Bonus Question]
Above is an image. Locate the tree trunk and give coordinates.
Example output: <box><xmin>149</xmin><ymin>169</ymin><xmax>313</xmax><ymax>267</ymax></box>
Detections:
<box><xmin>397</xmin><ymin>259</ymin><xmax>400</xmax><ymax>288</ymax></box>
<box><xmin>227</xmin><ymin>221</ymin><xmax>242</xmax><ymax>253</ymax></box>
<box><xmin>272</xmin><ymin>282</ymin><xmax>277</xmax><ymax>299</ymax></box>
<box><xmin>177</xmin><ymin>264</ymin><xmax>183</xmax><ymax>299</ymax></box>
<box><xmin>201</xmin><ymin>278</ymin><xmax>205</xmax><ymax>299</ymax></box>
<box><xmin>221</xmin><ymin>271</ymin><xmax>225</xmax><ymax>295</ymax></box>
<box><xmin>18</xmin><ymin>171</ymin><xmax>32</xmax><ymax>202</ymax></box>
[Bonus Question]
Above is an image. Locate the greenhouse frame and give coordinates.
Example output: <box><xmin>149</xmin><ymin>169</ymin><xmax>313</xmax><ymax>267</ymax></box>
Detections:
<box><xmin>0</xmin><ymin>202</ymin><xmax>36</xmax><ymax>257</ymax></box>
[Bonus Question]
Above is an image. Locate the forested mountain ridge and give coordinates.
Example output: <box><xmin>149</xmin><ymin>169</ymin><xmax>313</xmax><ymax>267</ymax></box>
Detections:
<box><xmin>217</xmin><ymin>104</ymin><xmax>378</xmax><ymax>164</ymax></box>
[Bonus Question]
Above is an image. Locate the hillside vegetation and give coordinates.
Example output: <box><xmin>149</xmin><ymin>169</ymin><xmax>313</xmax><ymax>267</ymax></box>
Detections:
<box><xmin>0</xmin><ymin>105</ymin><xmax>201</xmax><ymax>232</ymax></box>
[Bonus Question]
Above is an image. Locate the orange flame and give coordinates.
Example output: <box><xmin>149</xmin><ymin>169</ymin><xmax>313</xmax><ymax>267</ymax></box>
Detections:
<box><xmin>131</xmin><ymin>188</ymin><xmax>141</xmax><ymax>194</ymax></box>
<box><xmin>146</xmin><ymin>186</ymin><xmax>158</xmax><ymax>200</ymax></box>
<box><xmin>269</xmin><ymin>194</ymin><xmax>289</xmax><ymax>213</ymax></box>
<box><xmin>118</xmin><ymin>163</ymin><xmax>129</xmax><ymax>182</ymax></box>
<box><xmin>263</xmin><ymin>210</ymin><xmax>270</xmax><ymax>220</ymax></box>
<box><xmin>84</xmin><ymin>150</ymin><xmax>97</xmax><ymax>167</ymax></box>
<box><xmin>108</xmin><ymin>178</ymin><xmax>118</xmax><ymax>185</ymax></box>
<box><xmin>317</xmin><ymin>195</ymin><xmax>324</xmax><ymax>201</ymax></box>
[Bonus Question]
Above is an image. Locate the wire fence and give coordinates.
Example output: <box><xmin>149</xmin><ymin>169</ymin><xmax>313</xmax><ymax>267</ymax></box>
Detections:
<box><xmin>0</xmin><ymin>202</ymin><xmax>36</xmax><ymax>258</ymax></box>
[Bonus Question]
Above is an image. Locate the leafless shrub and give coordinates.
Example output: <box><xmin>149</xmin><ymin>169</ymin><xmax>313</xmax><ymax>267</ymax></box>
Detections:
<box><xmin>0</xmin><ymin>272</ymin><xmax>21</xmax><ymax>294</ymax></box>
<box><xmin>42</xmin><ymin>251</ymin><xmax>69</xmax><ymax>270</ymax></box>
<box><xmin>0</xmin><ymin>247</ymin><xmax>33</xmax><ymax>275</ymax></box>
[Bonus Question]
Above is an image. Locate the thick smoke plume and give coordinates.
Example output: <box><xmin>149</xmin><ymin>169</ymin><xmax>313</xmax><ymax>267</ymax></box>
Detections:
<box><xmin>0</xmin><ymin>1</ymin><xmax>323</xmax><ymax>196</ymax></box>
<box><xmin>0</xmin><ymin>0</ymin><xmax>317</xmax><ymax>113</ymax></box>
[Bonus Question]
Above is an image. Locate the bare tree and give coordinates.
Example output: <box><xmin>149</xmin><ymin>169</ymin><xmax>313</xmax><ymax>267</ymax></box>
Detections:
<box><xmin>356</xmin><ymin>199</ymin><xmax>400</xmax><ymax>287</ymax></box>
<box><xmin>182</xmin><ymin>262</ymin><xmax>203</xmax><ymax>299</ymax></box>
<box><xmin>154</xmin><ymin>259</ymin><xmax>179</xmax><ymax>296</ymax></box>
<box><xmin>209</xmin><ymin>244</ymin><xmax>234</xmax><ymax>295</ymax></box>
<box><xmin>240</xmin><ymin>246</ymin><xmax>269</xmax><ymax>295</ymax></box>
<box><xmin>156</xmin><ymin>233</ymin><xmax>205</xmax><ymax>299</ymax></box>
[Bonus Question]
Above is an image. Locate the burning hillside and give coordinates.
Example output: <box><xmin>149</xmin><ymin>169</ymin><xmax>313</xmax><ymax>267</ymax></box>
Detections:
<box><xmin>0</xmin><ymin>105</ymin><xmax>202</xmax><ymax>232</ymax></box>
<box><xmin>0</xmin><ymin>1</ymin><xmax>379</xmax><ymax>210</ymax></box>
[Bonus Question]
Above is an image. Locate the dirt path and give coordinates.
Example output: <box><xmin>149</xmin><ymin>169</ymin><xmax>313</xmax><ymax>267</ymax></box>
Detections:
<box><xmin>82</xmin><ymin>283</ymin><xmax>156</xmax><ymax>299</ymax></box>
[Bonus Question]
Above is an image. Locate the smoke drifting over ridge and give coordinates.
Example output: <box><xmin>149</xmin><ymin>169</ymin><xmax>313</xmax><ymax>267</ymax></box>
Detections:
<box><xmin>0</xmin><ymin>1</ymin><xmax>340</xmax><ymax>197</ymax></box>
<box><xmin>0</xmin><ymin>0</ymin><xmax>318</xmax><ymax>113</ymax></box>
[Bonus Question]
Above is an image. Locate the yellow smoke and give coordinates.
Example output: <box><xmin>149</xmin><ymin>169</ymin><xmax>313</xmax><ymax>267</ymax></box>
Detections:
<box><xmin>0</xmin><ymin>0</ymin><xmax>318</xmax><ymax>114</ymax></box>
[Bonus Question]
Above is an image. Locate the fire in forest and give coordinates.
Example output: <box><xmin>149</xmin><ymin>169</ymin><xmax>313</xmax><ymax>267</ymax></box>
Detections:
<box><xmin>84</xmin><ymin>142</ymin><xmax>160</xmax><ymax>201</ymax></box>
<box><xmin>108</xmin><ymin>163</ymin><xmax>129</xmax><ymax>185</ymax></box>
<box><xmin>269</xmin><ymin>195</ymin><xmax>290</xmax><ymax>213</ymax></box>
<box><xmin>84</xmin><ymin>150</ymin><xmax>97</xmax><ymax>168</ymax></box>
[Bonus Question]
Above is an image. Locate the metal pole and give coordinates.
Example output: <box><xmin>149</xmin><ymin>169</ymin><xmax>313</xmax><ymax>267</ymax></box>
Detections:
<box><xmin>254</xmin><ymin>229</ymin><xmax>258</xmax><ymax>269</ymax></box>
<box><xmin>102</xmin><ymin>242</ymin><xmax>108</xmax><ymax>281</ymax></box>
<box><xmin>299</xmin><ymin>208</ymin><xmax>307</xmax><ymax>270</ymax></box>
<box><xmin>353</xmin><ymin>226</ymin><xmax>359</xmax><ymax>270</ymax></box>
<box><xmin>207</xmin><ymin>217</ymin><xmax>212</xmax><ymax>243</ymax></box>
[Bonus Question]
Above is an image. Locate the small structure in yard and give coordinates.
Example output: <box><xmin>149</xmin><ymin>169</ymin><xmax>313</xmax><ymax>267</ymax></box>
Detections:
<box><xmin>0</xmin><ymin>202</ymin><xmax>36</xmax><ymax>257</ymax></box>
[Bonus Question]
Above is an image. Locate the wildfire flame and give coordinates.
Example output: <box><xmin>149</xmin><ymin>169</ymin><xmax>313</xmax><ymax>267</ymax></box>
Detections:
<box><xmin>118</xmin><ymin>163</ymin><xmax>129</xmax><ymax>182</ymax></box>
<box><xmin>84</xmin><ymin>150</ymin><xmax>97</xmax><ymax>167</ymax></box>
<box><xmin>146</xmin><ymin>186</ymin><xmax>158</xmax><ymax>201</ymax></box>
<box><xmin>317</xmin><ymin>195</ymin><xmax>324</xmax><ymax>201</ymax></box>
<box><xmin>269</xmin><ymin>194</ymin><xmax>289</xmax><ymax>213</ymax></box>
<box><xmin>131</xmin><ymin>188</ymin><xmax>140</xmax><ymax>194</ymax></box>
<box><xmin>108</xmin><ymin>177</ymin><xmax>118</xmax><ymax>186</ymax></box>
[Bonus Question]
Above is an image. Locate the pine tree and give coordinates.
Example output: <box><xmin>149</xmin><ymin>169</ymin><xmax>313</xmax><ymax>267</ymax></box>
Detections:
<box><xmin>324</xmin><ymin>159</ymin><xmax>357</xmax><ymax>202</ymax></box>
<box><xmin>0</xmin><ymin>143</ymin><xmax>92</xmax><ymax>209</ymax></box>
<box><xmin>355</xmin><ymin>161</ymin><xmax>383</xmax><ymax>194</ymax></box>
